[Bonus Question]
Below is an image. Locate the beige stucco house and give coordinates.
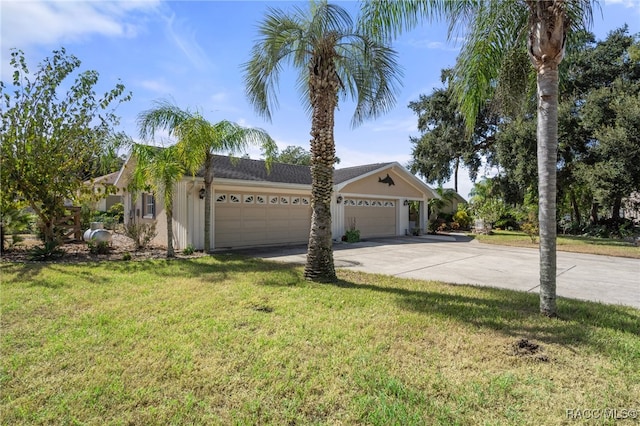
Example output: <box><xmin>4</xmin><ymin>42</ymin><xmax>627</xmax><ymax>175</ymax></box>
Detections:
<box><xmin>113</xmin><ymin>154</ymin><xmax>439</xmax><ymax>251</ymax></box>
<box><xmin>84</xmin><ymin>171</ymin><xmax>124</xmax><ymax>212</ymax></box>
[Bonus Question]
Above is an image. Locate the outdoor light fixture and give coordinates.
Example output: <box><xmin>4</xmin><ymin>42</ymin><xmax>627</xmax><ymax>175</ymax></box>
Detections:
<box><xmin>199</xmin><ymin>188</ymin><xmax>206</xmax><ymax>199</ymax></box>
<box><xmin>404</xmin><ymin>199</ymin><xmax>410</xmax><ymax>206</ymax></box>
<box><xmin>336</xmin><ymin>195</ymin><xmax>343</xmax><ymax>204</ymax></box>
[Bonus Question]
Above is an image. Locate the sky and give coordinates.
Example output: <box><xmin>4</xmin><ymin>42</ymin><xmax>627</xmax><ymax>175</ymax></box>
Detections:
<box><xmin>2</xmin><ymin>0</ymin><xmax>639</xmax><ymax>199</ymax></box>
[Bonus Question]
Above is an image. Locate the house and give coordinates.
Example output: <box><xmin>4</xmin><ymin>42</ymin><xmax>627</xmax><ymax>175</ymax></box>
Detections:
<box><xmin>84</xmin><ymin>171</ymin><xmax>124</xmax><ymax>212</ymax></box>
<box><xmin>113</xmin><ymin>154</ymin><xmax>439</xmax><ymax>251</ymax></box>
<box><xmin>429</xmin><ymin>188</ymin><xmax>467</xmax><ymax>219</ymax></box>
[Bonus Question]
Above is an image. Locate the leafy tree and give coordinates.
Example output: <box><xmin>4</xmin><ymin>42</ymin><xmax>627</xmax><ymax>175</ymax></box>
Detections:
<box><xmin>427</xmin><ymin>186</ymin><xmax>456</xmax><ymax>219</ymax></box>
<box><xmin>244</xmin><ymin>1</ymin><xmax>402</xmax><ymax>282</ymax></box>
<box><xmin>137</xmin><ymin>100</ymin><xmax>276</xmax><ymax>252</ymax></box>
<box><xmin>130</xmin><ymin>144</ymin><xmax>184</xmax><ymax>258</ymax></box>
<box><xmin>362</xmin><ymin>0</ymin><xmax>594</xmax><ymax>316</ymax></box>
<box><xmin>270</xmin><ymin>145</ymin><xmax>341</xmax><ymax>166</ymax></box>
<box><xmin>408</xmin><ymin>70</ymin><xmax>495</xmax><ymax>192</ymax></box>
<box><xmin>1</xmin><ymin>48</ymin><xmax>130</xmax><ymax>244</ymax></box>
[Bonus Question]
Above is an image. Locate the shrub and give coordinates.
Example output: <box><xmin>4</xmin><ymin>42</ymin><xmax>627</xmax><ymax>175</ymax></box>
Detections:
<box><xmin>344</xmin><ymin>228</ymin><xmax>360</xmax><ymax>243</ymax></box>
<box><xmin>124</xmin><ymin>221</ymin><xmax>157</xmax><ymax>250</ymax></box>
<box><xmin>428</xmin><ymin>219</ymin><xmax>442</xmax><ymax>234</ymax></box>
<box><xmin>183</xmin><ymin>244</ymin><xmax>195</xmax><ymax>255</ymax></box>
<box><xmin>87</xmin><ymin>240</ymin><xmax>110</xmax><ymax>255</ymax></box>
<box><xmin>28</xmin><ymin>241</ymin><xmax>64</xmax><ymax>261</ymax></box>
<box><xmin>122</xmin><ymin>252</ymin><xmax>132</xmax><ymax>261</ymax></box>
<box><xmin>453</xmin><ymin>208</ymin><xmax>472</xmax><ymax>230</ymax></box>
<box><xmin>521</xmin><ymin>221</ymin><xmax>539</xmax><ymax>243</ymax></box>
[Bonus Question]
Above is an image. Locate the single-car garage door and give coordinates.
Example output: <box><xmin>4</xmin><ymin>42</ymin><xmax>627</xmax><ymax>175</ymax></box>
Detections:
<box><xmin>344</xmin><ymin>198</ymin><xmax>396</xmax><ymax>238</ymax></box>
<box><xmin>214</xmin><ymin>192</ymin><xmax>311</xmax><ymax>248</ymax></box>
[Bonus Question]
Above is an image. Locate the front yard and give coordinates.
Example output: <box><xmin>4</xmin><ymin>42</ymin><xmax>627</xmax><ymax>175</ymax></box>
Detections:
<box><xmin>1</xmin><ymin>256</ymin><xmax>638</xmax><ymax>425</ymax></box>
<box><xmin>472</xmin><ymin>230</ymin><xmax>640</xmax><ymax>259</ymax></box>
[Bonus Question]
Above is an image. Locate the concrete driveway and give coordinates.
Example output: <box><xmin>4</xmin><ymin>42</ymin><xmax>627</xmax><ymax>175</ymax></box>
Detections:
<box><xmin>231</xmin><ymin>235</ymin><xmax>640</xmax><ymax>309</ymax></box>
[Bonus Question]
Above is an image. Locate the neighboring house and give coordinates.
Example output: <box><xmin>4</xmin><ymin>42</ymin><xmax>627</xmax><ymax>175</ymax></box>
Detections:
<box><xmin>113</xmin><ymin>155</ymin><xmax>439</xmax><ymax>250</ymax></box>
<box><xmin>84</xmin><ymin>171</ymin><xmax>124</xmax><ymax>212</ymax></box>
<box><xmin>622</xmin><ymin>192</ymin><xmax>640</xmax><ymax>223</ymax></box>
<box><xmin>430</xmin><ymin>188</ymin><xmax>467</xmax><ymax>219</ymax></box>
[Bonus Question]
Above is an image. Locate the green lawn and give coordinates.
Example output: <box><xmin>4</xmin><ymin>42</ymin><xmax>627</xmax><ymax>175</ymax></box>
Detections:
<box><xmin>473</xmin><ymin>230</ymin><xmax>640</xmax><ymax>259</ymax></box>
<box><xmin>1</xmin><ymin>256</ymin><xmax>639</xmax><ymax>425</ymax></box>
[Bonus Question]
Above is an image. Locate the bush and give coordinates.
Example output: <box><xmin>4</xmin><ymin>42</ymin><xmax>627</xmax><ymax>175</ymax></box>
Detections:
<box><xmin>344</xmin><ymin>228</ymin><xmax>360</xmax><ymax>243</ymax></box>
<box><xmin>122</xmin><ymin>252</ymin><xmax>132</xmax><ymax>261</ymax></box>
<box><xmin>495</xmin><ymin>213</ymin><xmax>519</xmax><ymax>231</ymax></box>
<box><xmin>453</xmin><ymin>208</ymin><xmax>472</xmax><ymax>230</ymax></box>
<box><xmin>428</xmin><ymin>219</ymin><xmax>442</xmax><ymax>234</ymax></box>
<box><xmin>0</xmin><ymin>204</ymin><xmax>32</xmax><ymax>250</ymax></box>
<box><xmin>87</xmin><ymin>240</ymin><xmax>110</xmax><ymax>255</ymax></box>
<box><xmin>183</xmin><ymin>244</ymin><xmax>195</xmax><ymax>255</ymax></box>
<box><xmin>521</xmin><ymin>221</ymin><xmax>539</xmax><ymax>243</ymax></box>
<box><xmin>124</xmin><ymin>221</ymin><xmax>157</xmax><ymax>250</ymax></box>
<box><xmin>29</xmin><ymin>241</ymin><xmax>64</xmax><ymax>261</ymax></box>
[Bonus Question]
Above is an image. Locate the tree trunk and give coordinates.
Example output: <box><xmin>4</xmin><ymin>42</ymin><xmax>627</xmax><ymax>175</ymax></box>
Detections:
<box><xmin>454</xmin><ymin>157</ymin><xmax>459</xmax><ymax>193</ymax></box>
<box><xmin>612</xmin><ymin>196</ymin><xmax>622</xmax><ymax>221</ymax></box>
<box><xmin>166</xmin><ymin>197</ymin><xmax>175</xmax><ymax>258</ymax></box>
<box><xmin>304</xmin><ymin>52</ymin><xmax>338</xmax><ymax>282</ymax></box>
<box><xmin>204</xmin><ymin>154</ymin><xmax>213</xmax><ymax>253</ymax></box>
<box><xmin>528</xmin><ymin>0</ymin><xmax>566</xmax><ymax>317</ymax></box>
<box><xmin>536</xmin><ymin>67</ymin><xmax>559</xmax><ymax>317</ymax></box>
<box><xmin>570</xmin><ymin>190</ymin><xmax>581</xmax><ymax>227</ymax></box>
<box><xmin>590</xmin><ymin>202</ymin><xmax>599</xmax><ymax>224</ymax></box>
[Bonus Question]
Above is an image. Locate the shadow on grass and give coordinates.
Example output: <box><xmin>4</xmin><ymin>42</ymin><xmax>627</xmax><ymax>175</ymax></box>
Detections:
<box><xmin>330</xmin><ymin>277</ymin><xmax>640</xmax><ymax>356</ymax></box>
<box><xmin>1</xmin><ymin>254</ymin><xmax>301</xmax><ymax>288</ymax></box>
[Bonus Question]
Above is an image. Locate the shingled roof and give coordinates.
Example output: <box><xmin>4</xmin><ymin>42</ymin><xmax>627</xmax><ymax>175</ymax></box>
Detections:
<box><xmin>200</xmin><ymin>155</ymin><xmax>393</xmax><ymax>186</ymax></box>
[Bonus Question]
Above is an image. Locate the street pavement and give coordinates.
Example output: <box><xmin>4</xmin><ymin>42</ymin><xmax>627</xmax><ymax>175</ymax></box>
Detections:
<box><xmin>230</xmin><ymin>235</ymin><xmax>640</xmax><ymax>309</ymax></box>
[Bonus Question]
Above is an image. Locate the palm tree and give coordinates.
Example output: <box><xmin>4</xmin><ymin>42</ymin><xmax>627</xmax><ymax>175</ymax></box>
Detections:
<box><xmin>137</xmin><ymin>100</ymin><xmax>276</xmax><ymax>252</ymax></box>
<box><xmin>362</xmin><ymin>0</ymin><xmax>594</xmax><ymax>316</ymax></box>
<box><xmin>428</xmin><ymin>186</ymin><xmax>456</xmax><ymax>220</ymax></box>
<box><xmin>130</xmin><ymin>143</ymin><xmax>184</xmax><ymax>258</ymax></box>
<box><xmin>243</xmin><ymin>1</ymin><xmax>402</xmax><ymax>282</ymax></box>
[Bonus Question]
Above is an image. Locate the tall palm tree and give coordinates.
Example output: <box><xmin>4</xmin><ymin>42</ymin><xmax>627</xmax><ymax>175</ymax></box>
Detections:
<box><xmin>130</xmin><ymin>143</ymin><xmax>184</xmax><ymax>258</ymax></box>
<box><xmin>243</xmin><ymin>1</ymin><xmax>402</xmax><ymax>282</ymax></box>
<box><xmin>137</xmin><ymin>100</ymin><xmax>276</xmax><ymax>252</ymax></box>
<box><xmin>362</xmin><ymin>0</ymin><xmax>593</xmax><ymax>316</ymax></box>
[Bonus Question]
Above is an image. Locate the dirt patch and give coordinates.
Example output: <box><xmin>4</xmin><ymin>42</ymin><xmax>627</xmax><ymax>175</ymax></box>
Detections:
<box><xmin>1</xmin><ymin>232</ymin><xmax>206</xmax><ymax>263</ymax></box>
<box><xmin>510</xmin><ymin>338</ymin><xmax>549</xmax><ymax>362</ymax></box>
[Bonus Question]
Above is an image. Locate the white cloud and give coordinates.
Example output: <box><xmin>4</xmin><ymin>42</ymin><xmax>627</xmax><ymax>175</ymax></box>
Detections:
<box><xmin>139</xmin><ymin>78</ymin><xmax>174</xmax><ymax>94</ymax></box>
<box><xmin>161</xmin><ymin>12</ymin><xmax>212</xmax><ymax>71</ymax></box>
<box><xmin>404</xmin><ymin>38</ymin><xmax>460</xmax><ymax>52</ymax></box>
<box><xmin>0</xmin><ymin>0</ymin><xmax>159</xmax><ymax>50</ymax></box>
<box><xmin>367</xmin><ymin>116</ymin><xmax>418</xmax><ymax>134</ymax></box>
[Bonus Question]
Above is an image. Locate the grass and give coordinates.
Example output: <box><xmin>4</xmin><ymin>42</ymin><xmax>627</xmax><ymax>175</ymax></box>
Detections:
<box><xmin>473</xmin><ymin>230</ymin><xmax>640</xmax><ymax>259</ymax></box>
<box><xmin>1</xmin><ymin>256</ymin><xmax>639</xmax><ymax>425</ymax></box>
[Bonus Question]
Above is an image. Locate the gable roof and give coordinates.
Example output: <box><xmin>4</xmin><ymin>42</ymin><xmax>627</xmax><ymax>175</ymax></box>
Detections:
<box><xmin>333</xmin><ymin>163</ymin><xmax>394</xmax><ymax>184</ymax></box>
<box><xmin>203</xmin><ymin>155</ymin><xmax>311</xmax><ymax>185</ymax></box>
<box><xmin>204</xmin><ymin>155</ymin><xmax>399</xmax><ymax>187</ymax></box>
<box><xmin>117</xmin><ymin>150</ymin><xmax>435</xmax><ymax>197</ymax></box>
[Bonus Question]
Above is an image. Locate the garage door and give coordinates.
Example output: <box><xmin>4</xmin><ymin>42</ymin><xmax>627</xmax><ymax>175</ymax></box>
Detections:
<box><xmin>214</xmin><ymin>192</ymin><xmax>311</xmax><ymax>248</ymax></box>
<box><xmin>344</xmin><ymin>198</ymin><xmax>396</xmax><ymax>238</ymax></box>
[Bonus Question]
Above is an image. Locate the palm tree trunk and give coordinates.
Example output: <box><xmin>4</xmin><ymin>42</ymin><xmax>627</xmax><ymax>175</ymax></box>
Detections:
<box><xmin>304</xmin><ymin>54</ymin><xmax>338</xmax><ymax>282</ymax></box>
<box><xmin>536</xmin><ymin>66</ymin><xmax>559</xmax><ymax>317</ymax></box>
<box><xmin>166</xmin><ymin>195</ymin><xmax>175</xmax><ymax>258</ymax></box>
<box><xmin>204</xmin><ymin>154</ymin><xmax>213</xmax><ymax>253</ymax></box>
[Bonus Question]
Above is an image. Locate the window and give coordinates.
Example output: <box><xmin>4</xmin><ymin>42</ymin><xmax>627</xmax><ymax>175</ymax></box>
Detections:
<box><xmin>142</xmin><ymin>193</ymin><xmax>155</xmax><ymax>218</ymax></box>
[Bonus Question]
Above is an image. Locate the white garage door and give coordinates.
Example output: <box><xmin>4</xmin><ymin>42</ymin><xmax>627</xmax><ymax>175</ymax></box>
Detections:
<box><xmin>344</xmin><ymin>198</ymin><xmax>396</xmax><ymax>238</ymax></box>
<box><xmin>214</xmin><ymin>192</ymin><xmax>311</xmax><ymax>248</ymax></box>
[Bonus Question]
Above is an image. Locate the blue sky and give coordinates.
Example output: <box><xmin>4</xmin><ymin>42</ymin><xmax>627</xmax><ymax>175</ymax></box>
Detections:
<box><xmin>2</xmin><ymin>1</ymin><xmax>639</xmax><ymax>199</ymax></box>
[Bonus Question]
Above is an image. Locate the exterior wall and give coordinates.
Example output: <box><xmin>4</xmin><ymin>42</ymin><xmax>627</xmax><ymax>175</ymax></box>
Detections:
<box><xmin>213</xmin><ymin>188</ymin><xmax>311</xmax><ymax>249</ymax></box>
<box><xmin>340</xmin><ymin>168</ymin><xmax>424</xmax><ymax>199</ymax></box>
<box><xmin>343</xmin><ymin>197</ymin><xmax>397</xmax><ymax>238</ymax></box>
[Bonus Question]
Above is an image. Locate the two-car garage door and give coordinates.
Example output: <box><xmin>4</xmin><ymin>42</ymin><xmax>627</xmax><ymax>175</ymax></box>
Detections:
<box><xmin>214</xmin><ymin>192</ymin><xmax>311</xmax><ymax>249</ymax></box>
<box><xmin>344</xmin><ymin>198</ymin><xmax>397</xmax><ymax>238</ymax></box>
